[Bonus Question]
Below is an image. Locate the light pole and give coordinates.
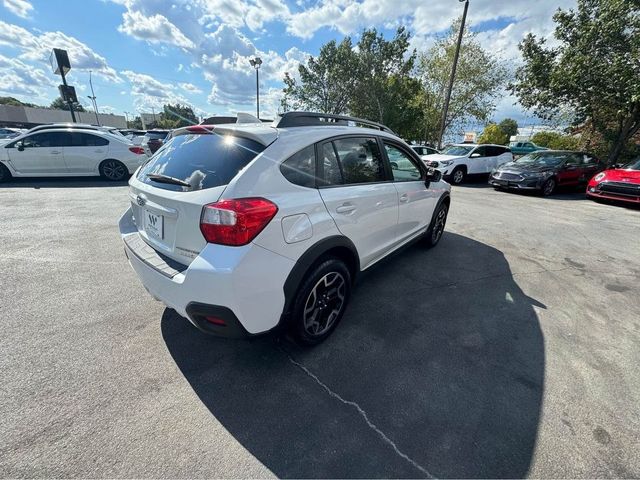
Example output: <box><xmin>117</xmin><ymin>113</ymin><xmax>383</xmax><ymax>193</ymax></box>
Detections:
<box><xmin>249</xmin><ymin>56</ymin><xmax>262</xmax><ymax>119</ymax></box>
<box><xmin>438</xmin><ymin>0</ymin><xmax>469</xmax><ymax>149</ymax></box>
<box><xmin>88</xmin><ymin>71</ymin><xmax>100</xmax><ymax>125</ymax></box>
<box><xmin>124</xmin><ymin>111</ymin><xmax>131</xmax><ymax>128</ymax></box>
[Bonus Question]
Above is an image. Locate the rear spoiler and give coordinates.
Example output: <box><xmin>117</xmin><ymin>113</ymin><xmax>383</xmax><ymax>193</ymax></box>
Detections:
<box><xmin>169</xmin><ymin>124</ymin><xmax>278</xmax><ymax>146</ymax></box>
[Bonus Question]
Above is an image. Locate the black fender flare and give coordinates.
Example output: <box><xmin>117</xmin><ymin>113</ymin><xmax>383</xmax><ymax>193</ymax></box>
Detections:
<box><xmin>280</xmin><ymin>235</ymin><xmax>360</xmax><ymax>324</ymax></box>
<box><xmin>429</xmin><ymin>192</ymin><xmax>451</xmax><ymax>226</ymax></box>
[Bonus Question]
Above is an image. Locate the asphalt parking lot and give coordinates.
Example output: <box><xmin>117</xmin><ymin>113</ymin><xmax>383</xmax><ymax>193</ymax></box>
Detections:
<box><xmin>1</xmin><ymin>178</ymin><xmax>639</xmax><ymax>478</ymax></box>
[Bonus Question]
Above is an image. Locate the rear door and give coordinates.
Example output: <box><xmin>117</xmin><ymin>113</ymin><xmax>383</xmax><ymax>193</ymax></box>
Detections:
<box><xmin>556</xmin><ymin>153</ymin><xmax>582</xmax><ymax>185</ymax></box>
<box><xmin>581</xmin><ymin>153</ymin><xmax>601</xmax><ymax>182</ymax></box>
<box><xmin>129</xmin><ymin>132</ymin><xmax>268</xmax><ymax>265</ymax></box>
<box><xmin>65</xmin><ymin>132</ymin><xmax>109</xmax><ymax>173</ymax></box>
<box><xmin>317</xmin><ymin>136</ymin><xmax>399</xmax><ymax>268</ymax></box>
<box><xmin>6</xmin><ymin>132</ymin><xmax>69</xmax><ymax>174</ymax></box>
<box><xmin>383</xmin><ymin>140</ymin><xmax>437</xmax><ymax>241</ymax></box>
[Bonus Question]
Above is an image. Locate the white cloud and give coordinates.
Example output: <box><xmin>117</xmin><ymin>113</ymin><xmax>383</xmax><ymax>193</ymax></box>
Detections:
<box><xmin>118</xmin><ymin>10</ymin><xmax>195</xmax><ymax>49</ymax></box>
<box><xmin>120</xmin><ymin>69</ymin><xmax>191</xmax><ymax>110</ymax></box>
<box><xmin>0</xmin><ymin>54</ymin><xmax>53</xmax><ymax>99</ymax></box>
<box><xmin>179</xmin><ymin>82</ymin><xmax>203</xmax><ymax>94</ymax></box>
<box><xmin>3</xmin><ymin>0</ymin><xmax>33</xmax><ymax>19</ymax></box>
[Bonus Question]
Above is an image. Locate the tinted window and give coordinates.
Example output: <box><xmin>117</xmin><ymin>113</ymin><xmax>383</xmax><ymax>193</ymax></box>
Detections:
<box><xmin>472</xmin><ymin>146</ymin><xmax>488</xmax><ymax>157</ymax></box>
<box><xmin>583</xmin><ymin>154</ymin><xmax>598</xmax><ymax>165</ymax></box>
<box><xmin>21</xmin><ymin>132</ymin><xmax>69</xmax><ymax>148</ymax></box>
<box><xmin>385</xmin><ymin>143</ymin><xmax>422</xmax><ymax>182</ymax></box>
<box><xmin>412</xmin><ymin>146</ymin><xmax>425</xmax><ymax>155</ymax></box>
<box><xmin>320</xmin><ymin>142</ymin><xmax>343</xmax><ymax>186</ymax></box>
<box><xmin>564</xmin><ymin>154</ymin><xmax>582</xmax><ymax>165</ymax></box>
<box><xmin>70</xmin><ymin>132</ymin><xmax>109</xmax><ymax>147</ymax></box>
<box><xmin>280</xmin><ymin>145</ymin><xmax>316</xmax><ymax>188</ymax></box>
<box><xmin>487</xmin><ymin>146</ymin><xmax>506</xmax><ymax>156</ymax></box>
<box><xmin>442</xmin><ymin>145</ymin><xmax>473</xmax><ymax>155</ymax></box>
<box><xmin>333</xmin><ymin>137</ymin><xmax>386</xmax><ymax>184</ymax></box>
<box><xmin>137</xmin><ymin>133</ymin><xmax>265</xmax><ymax>191</ymax></box>
<box><xmin>145</xmin><ymin>132</ymin><xmax>168</xmax><ymax>140</ymax></box>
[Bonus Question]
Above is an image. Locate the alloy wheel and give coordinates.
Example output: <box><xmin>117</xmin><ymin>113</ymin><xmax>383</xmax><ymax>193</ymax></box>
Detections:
<box><xmin>303</xmin><ymin>272</ymin><xmax>346</xmax><ymax>336</ymax></box>
<box><xmin>452</xmin><ymin>170</ymin><xmax>464</xmax><ymax>184</ymax></box>
<box><xmin>543</xmin><ymin>178</ymin><xmax>555</xmax><ymax>196</ymax></box>
<box><xmin>431</xmin><ymin>207</ymin><xmax>447</xmax><ymax>244</ymax></box>
<box><xmin>102</xmin><ymin>161</ymin><xmax>126</xmax><ymax>181</ymax></box>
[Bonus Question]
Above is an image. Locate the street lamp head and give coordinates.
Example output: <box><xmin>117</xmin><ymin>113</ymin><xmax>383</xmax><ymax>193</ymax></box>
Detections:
<box><xmin>249</xmin><ymin>56</ymin><xmax>263</xmax><ymax>69</ymax></box>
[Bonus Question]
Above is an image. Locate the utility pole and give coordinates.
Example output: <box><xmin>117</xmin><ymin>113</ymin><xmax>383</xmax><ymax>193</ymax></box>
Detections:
<box><xmin>124</xmin><ymin>111</ymin><xmax>131</xmax><ymax>128</ymax></box>
<box><xmin>438</xmin><ymin>0</ymin><xmax>469</xmax><ymax>149</ymax></box>
<box><xmin>87</xmin><ymin>71</ymin><xmax>100</xmax><ymax>125</ymax></box>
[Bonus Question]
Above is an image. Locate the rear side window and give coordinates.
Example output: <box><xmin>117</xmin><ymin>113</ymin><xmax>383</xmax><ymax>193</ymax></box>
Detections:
<box><xmin>70</xmin><ymin>133</ymin><xmax>109</xmax><ymax>147</ymax></box>
<box><xmin>280</xmin><ymin>145</ymin><xmax>316</xmax><ymax>188</ymax></box>
<box><xmin>137</xmin><ymin>133</ymin><xmax>266</xmax><ymax>191</ymax></box>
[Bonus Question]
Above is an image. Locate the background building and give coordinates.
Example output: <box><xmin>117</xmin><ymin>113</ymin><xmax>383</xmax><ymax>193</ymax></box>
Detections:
<box><xmin>0</xmin><ymin>104</ymin><xmax>126</xmax><ymax>129</ymax></box>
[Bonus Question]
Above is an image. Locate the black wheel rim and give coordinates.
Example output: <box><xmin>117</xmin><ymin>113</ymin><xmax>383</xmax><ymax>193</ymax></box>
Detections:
<box><xmin>103</xmin><ymin>161</ymin><xmax>125</xmax><ymax>180</ymax></box>
<box><xmin>544</xmin><ymin>179</ymin><xmax>555</xmax><ymax>195</ymax></box>
<box><xmin>432</xmin><ymin>207</ymin><xmax>447</xmax><ymax>243</ymax></box>
<box><xmin>453</xmin><ymin>170</ymin><xmax>464</xmax><ymax>184</ymax></box>
<box><xmin>303</xmin><ymin>272</ymin><xmax>346</xmax><ymax>336</ymax></box>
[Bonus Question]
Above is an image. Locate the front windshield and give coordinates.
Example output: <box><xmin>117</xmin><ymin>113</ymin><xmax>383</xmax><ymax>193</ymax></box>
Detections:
<box><xmin>623</xmin><ymin>158</ymin><xmax>640</xmax><ymax>170</ymax></box>
<box><xmin>516</xmin><ymin>152</ymin><xmax>575</xmax><ymax>167</ymax></box>
<box><xmin>442</xmin><ymin>145</ymin><xmax>473</xmax><ymax>156</ymax></box>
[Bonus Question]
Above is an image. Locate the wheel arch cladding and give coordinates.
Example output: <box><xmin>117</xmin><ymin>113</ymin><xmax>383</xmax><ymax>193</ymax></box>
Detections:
<box><xmin>280</xmin><ymin>235</ymin><xmax>360</xmax><ymax>322</ymax></box>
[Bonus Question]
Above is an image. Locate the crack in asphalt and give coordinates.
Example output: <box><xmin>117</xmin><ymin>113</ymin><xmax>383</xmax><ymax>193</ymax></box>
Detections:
<box><xmin>281</xmin><ymin>347</ymin><xmax>435</xmax><ymax>479</ymax></box>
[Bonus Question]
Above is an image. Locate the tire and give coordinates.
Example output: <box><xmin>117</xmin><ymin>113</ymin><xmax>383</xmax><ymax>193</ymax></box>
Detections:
<box><xmin>541</xmin><ymin>177</ymin><xmax>556</xmax><ymax>196</ymax></box>
<box><xmin>450</xmin><ymin>167</ymin><xmax>465</xmax><ymax>185</ymax></box>
<box><xmin>424</xmin><ymin>202</ymin><xmax>449</xmax><ymax>248</ymax></box>
<box><xmin>0</xmin><ymin>163</ymin><xmax>12</xmax><ymax>183</ymax></box>
<box><xmin>100</xmin><ymin>159</ymin><xmax>128</xmax><ymax>181</ymax></box>
<box><xmin>289</xmin><ymin>257</ymin><xmax>352</xmax><ymax>346</ymax></box>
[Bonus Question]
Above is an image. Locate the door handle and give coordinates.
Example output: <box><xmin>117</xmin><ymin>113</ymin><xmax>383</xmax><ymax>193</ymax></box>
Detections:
<box><xmin>336</xmin><ymin>204</ymin><xmax>357</xmax><ymax>214</ymax></box>
<box><xmin>94</xmin><ymin>149</ymin><xmax>104</xmax><ymax>153</ymax></box>
<box><xmin>50</xmin><ymin>151</ymin><xmax>61</xmax><ymax>154</ymax></box>
<box><xmin>399</xmin><ymin>194</ymin><xmax>409</xmax><ymax>203</ymax></box>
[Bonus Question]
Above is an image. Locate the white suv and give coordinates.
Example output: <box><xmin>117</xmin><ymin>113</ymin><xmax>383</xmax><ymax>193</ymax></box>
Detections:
<box><xmin>427</xmin><ymin>143</ymin><xmax>513</xmax><ymax>184</ymax></box>
<box><xmin>119</xmin><ymin>112</ymin><xmax>451</xmax><ymax>345</ymax></box>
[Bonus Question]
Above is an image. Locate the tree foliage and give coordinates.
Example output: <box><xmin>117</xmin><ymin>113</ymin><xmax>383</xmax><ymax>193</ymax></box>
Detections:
<box><xmin>511</xmin><ymin>0</ymin><xmax>640</xmax><ymax>163</ymax></box>
<box><xmin>498</xmin><ymin>118</ymin><xmax>519</xmax><ymax>138</ymax></box>
<box><xmin>50</xmin><ymin>96</ymin><xmax>85</xmax><ymax>112</ymax></box>
<box><xmin>478</xmin><ymin>123</ymin><xmax>509</xmax><ymax>145</ymax></box>
<box><xmin>531</xmin><ymin>131</ymin><xmax>580</xmax><ymax>150</ymax></box>
<box><xmin>0</xmin><ymin>96</ymin><xmax>41</xmax><ymax>108</ymax></box>
<box><xmin>418</xmin><ymin>19</ymin><xmax>508</xmax><ymax>144</ymax></box>
<box><xmin>159</xmin><ymin>103</ymin><xmax>198</xmax><ymax>128</ymax></box>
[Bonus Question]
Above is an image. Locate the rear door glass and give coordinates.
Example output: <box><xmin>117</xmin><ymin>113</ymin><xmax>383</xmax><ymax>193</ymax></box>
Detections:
<box><xmin>137</xmin><ymin>133</ymin><xmax>266</xmax><ymax>191</ymax></box>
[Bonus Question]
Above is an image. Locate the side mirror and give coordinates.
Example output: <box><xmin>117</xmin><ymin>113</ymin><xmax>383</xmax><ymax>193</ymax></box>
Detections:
<box><xmin>425</xmin><ymin>167</ymin><xmax>442</xmax><ymax>187</ymax></box>
<box><xmin>470</xmin><ymin>153</ymin><xmax>481</xmax><ymax>158</ymax></box>
<box><xmin>16</xmin><ymin>141</ymin><xmax>24</xmax><ymax>151</ymax></box>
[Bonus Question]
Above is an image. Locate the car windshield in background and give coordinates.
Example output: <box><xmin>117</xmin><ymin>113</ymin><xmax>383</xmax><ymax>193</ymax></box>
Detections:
<box><xmin>516</xmin><ymin>152</ymin><xmax>573</xmax><ymax>167</ymax></box>
<box><xmin>137</xmin><ymin>133</ymin><xmax>266</xmax><ymax>191</ymax></box>
<box><xmin>442</xmin><ymin>145</ymin><xmax>473</xmax><ymax>156</ymax></box>
<box><xmin>623</xmin><ymin>158</ymin><xmax>640</xmax><ymax>170</ymax></box>
<box><xmin>145</xmin><ymin>132</ymin><xmax>168</xmax><ymax>140</ymax></box>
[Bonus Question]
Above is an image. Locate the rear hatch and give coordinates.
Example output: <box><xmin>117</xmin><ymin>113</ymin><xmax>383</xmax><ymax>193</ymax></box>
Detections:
<box><xmin>128</xmin><ymin>125</ymin><xmax>277</xmax><ymax>265</ymax></box>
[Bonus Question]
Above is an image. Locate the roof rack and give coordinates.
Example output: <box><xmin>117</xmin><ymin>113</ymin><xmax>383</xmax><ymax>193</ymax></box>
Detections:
<box><xmin>274</xmin><ymin>111</ymin><xmax>395</xmax><ymax>134</ymax></box>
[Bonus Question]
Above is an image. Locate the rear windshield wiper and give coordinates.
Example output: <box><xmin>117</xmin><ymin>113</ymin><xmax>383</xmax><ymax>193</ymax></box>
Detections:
<box><xmin>146</xmin><ymin>173</ymin><xmax>191</xmax><ymax>188</ymax></box>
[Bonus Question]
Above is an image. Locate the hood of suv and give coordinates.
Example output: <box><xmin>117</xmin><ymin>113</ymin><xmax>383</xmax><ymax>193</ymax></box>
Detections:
<box><xmin>426</xmin><ymin>154</ymin><xmax>466</xmax><ymax>166</ymax></box>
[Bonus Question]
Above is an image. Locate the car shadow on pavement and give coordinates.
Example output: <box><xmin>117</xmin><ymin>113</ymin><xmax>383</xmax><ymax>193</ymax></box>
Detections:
<box><xmin>162</xmin><ymin>232</ymin><xmax>546</xmax><ymax>478</ymax></box>
<box><xmin>1</xmin><ymin>177</ymin><xmax>129</xmax><ymax>188</ymax></box>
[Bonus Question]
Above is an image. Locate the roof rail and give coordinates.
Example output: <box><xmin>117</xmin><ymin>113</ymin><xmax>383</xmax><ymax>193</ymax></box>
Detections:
<box><xmin>274</xmin><ymin>111</ymin><xmax>395</xmax><ymax>134</ymax></box>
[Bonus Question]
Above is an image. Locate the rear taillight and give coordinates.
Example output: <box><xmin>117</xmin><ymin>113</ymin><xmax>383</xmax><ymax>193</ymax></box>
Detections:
<box><xmin>129</xmin><ymin>146</ymin><xmax>145</xmax><ymax>154</ymax></box>
<box><xmin>200</xmin><ymin>198</ymin><xmax>278</xmax><ymax>246</ymax></box>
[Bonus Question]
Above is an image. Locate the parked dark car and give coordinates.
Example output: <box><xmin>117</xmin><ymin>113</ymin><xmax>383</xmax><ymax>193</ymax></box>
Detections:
<box><xmin>142</xmin><ymin>130</ymin><xmax>170</xmax><ymax>155</ymax></box>
<box><xmin>489</xmin><ymin>150</ymin><xmax>603</xmax><ymax>196</ymax></box>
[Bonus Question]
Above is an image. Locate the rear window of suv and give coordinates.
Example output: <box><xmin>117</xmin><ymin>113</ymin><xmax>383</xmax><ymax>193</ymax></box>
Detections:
<box><xmin>137</xmin><ymin>133</ymin><xmax>266</xmax><ymax>191</ymax></box>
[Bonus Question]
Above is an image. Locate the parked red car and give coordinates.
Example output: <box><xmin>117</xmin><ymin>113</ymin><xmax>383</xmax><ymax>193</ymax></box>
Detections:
<box><xmin>586</xmin><ymin>158</ymin><xmax>640</xmax><ymax>204</ymax></box>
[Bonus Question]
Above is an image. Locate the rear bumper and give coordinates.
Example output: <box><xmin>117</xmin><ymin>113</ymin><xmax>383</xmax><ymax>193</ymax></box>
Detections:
<box><xmin>119</xmin><ymin>207</ymin><xmax>296</xmax><ymax>335</ymax></box>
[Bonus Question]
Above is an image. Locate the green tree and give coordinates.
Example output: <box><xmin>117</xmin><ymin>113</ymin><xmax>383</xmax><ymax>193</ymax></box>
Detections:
<box><xmin>511</xmin><ymin>0</ymin><xmax>640</xmax><ymax>164</ymax></box>
<box><xmin>498</xmin><ymin>118</ymin><xmax>519</xmax><ymax>138</ymax></box>
<box><xmin>0</xmin><ymin>96</ymin><xmax>41</xmax><ymax>108</ymax></box>
<box><xmin>419</xmin><ymin>19</ymin><xmax>508</xmax><ymax>145</ymax></box>
<box><xmin>282</xmin><ymin>38</ymin><xmax>357</xmax><ymax>114</ymax></box>
<box><xmin>161</xmin><ymin>103</ymin><xmax>197</xmax><ymax>128</ymax></box>
<box><xmin>478</xmin><ymin>123</ymin><xmax>509</xmax><ymax>145</ymax></box>
<box><xmin>50</xmin><ymin>97</ymin><xmax>85</xmax><ymax>112</ymax></box>
<box><xmin>348</xmin><ymin>27</ymin><xmax>417</xmax><ymax>133</ymax></box>
<box><xmin>531</xmin><ymin>131</ymin><xmax>580</xmax><ymax>150</ymax></box>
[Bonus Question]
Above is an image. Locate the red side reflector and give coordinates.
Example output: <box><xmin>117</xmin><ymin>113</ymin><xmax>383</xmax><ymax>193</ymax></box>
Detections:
<box><xmin>129</xmin><ymin>146</ymin><xmax>145</xmax><ymax>154</ymax></box>
<box><xmin>205</xmin><ymin>316</ymin><xmax>227</xmax><ymax>326</ymax></box>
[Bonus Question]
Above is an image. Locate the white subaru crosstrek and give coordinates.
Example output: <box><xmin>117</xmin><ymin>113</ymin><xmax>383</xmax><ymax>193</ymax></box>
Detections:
<box><xmin>120</xmin><ymin>112</ymin><xmax>451</xmax><ymax>345</ymax></box>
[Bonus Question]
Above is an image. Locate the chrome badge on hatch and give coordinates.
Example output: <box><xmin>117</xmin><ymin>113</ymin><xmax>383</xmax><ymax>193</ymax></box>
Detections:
<box><xmin>136</xmin><ymin>194</ymin><xmax>146</xmax><ymax>207</ymax></box>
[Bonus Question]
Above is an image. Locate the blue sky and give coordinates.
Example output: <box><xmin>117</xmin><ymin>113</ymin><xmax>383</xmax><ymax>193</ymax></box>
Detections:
<box><xmin>0</xmin><ymin>0</ymin><xmax>575</xmax><ymax>128</ymax></box>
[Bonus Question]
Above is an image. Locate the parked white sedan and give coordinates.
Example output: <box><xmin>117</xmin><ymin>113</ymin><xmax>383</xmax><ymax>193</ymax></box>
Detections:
<box><xmin>0</xmin><ymin>128</ymin><xmax>147</xmax><ymax>182</ymax></box>
<box><xmin>426</xmin><ymin>144</ymin><xmax>513</xmax><ymax>184</ymax></box>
